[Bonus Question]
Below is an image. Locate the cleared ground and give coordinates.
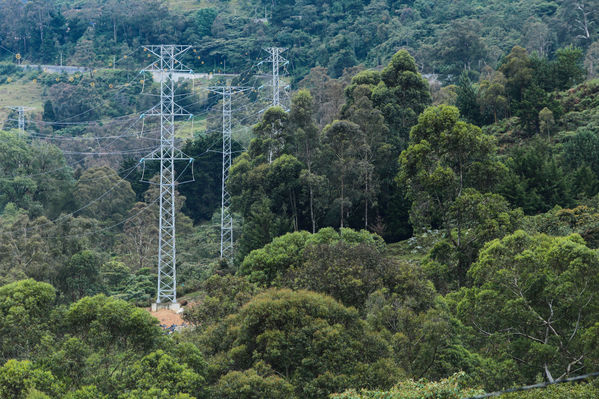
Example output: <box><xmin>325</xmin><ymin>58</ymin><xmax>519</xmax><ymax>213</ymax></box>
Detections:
<box><xmin>0</xmin><ymin>79</ymin><xmax>43</xmax><ymax>121</ymax></box>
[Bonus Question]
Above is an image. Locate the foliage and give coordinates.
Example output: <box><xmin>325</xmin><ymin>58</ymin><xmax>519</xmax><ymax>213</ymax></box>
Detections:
<box><xmin>503</xmin><ymin>383</ymin><xmax>599</xmax><ymax>398</ymax></box>
<box><xmin>0</xmin><ymin>130</ymin><xmax>74</xmax><ymax>218</ymax></box>
<box><xmin>2</xmin><ymin>2</ymin><xmax>599</xmax><ymax>398</ymax></box>
<box><xmin>0</xmin><ymin>360</ymin><xmax>59</xmax><ymax>399</ymax></box>
<box><xmin>523</xmin><ymin>203</ymin><xmax>599</xmax><ymax>248</ymax></box>
<box><xmin>331</xmin><ymin>372</ymin><xmax>483</xmax><ymax>399</ymax></box>
<box><xmin>452</xmin><ymin>230</ymin><xmax>599</xmax><ymax>383</ymax></box>
<box><xmin>183</xmin><ymin>274</ymin><xmax>259</xmax><ymax>328</ymax></box>
<box><xmin>239</xmin><ymin>227</ymin><xmax>393</xmax><ymax>308</ymax></box>
<box><xmin>399</xmin><ymin>105</ymin><xmax>519</xmax><ymax>286</ymax></box>
<box><xmin>56</xmin><ymin>250</ymin><xmax>103</xmax><ymax>302</ymax></box>
<box><xmin>499</xmin><ymin>140</ymin><xmax>572</xmax><ymax>214</ymax></box>
<box><xmin>0</xmin><ymin>279</ymin><xmax>55</xmax><ymax>363</ymax></box>
<box><xmin>371</xmin><ymin>50</ymin><xmax>431</xmax><ymax>147</ymax></box>
<box><xmin>212</xmin><ymin>369</ymin><xmax>295</xmax><ymax>399</ymax></box>
<box><xmin>200</xmin><ymin>289</ymin><xmax>399</xmax><ymax>399</ymax></box>
<box><xmin>74</xmin><ymin>166</ymin><xmax>135</xmax><ymax>222</ymax></box>
<box><xmin>121</xmin><ymin>350</ymin><xmax>205</xmax><ymax>398</ymax></box>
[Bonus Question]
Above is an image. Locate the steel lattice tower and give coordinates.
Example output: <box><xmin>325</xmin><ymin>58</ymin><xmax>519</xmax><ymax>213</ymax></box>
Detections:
<box><xmin>208</xmin><ymin>86</ymin><xmax>249</xmax><ymax>264</ymax></box>
<box><xmin>141</xmin><ymin>45</ymin><xmax>193</xmax><ymax>305</ymax></box>
<box><xmin>263</xmin><ymin>47</ymin><xmax>288</xmax><ymax>107</ymax></box>
<box><xmin>261</xmin><ymin>48</ymin><xmax>289</xmax><ymax>163</ymax></box>
<box><xmin>6</xmin><ymin>106</ymin><xmax>32</xmax><ymax>135</ymax></box>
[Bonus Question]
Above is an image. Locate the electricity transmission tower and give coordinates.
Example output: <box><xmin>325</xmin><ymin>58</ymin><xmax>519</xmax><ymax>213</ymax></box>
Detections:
<box><xmin>140</xmin><ymin>45</ymin><xmax>194</xmax><ymax>307</ymax></box>
<box><xmin>260</xmin><ymin>48</ymin><xmax>289</xmax><ymax>163</ymax></box>
<box><xmin>6</xmin><ymin>106</ymin><xmax>32</xmax><ymax>135</ymax></box>
<box><xmin>262</xmin><ymin>47</ymin><xmax>288</xmax><ymax>107</ymax></box>
<box><xmin>208</xmin><ymin>86</ymin><xmax>250</xmax><ymax>264</ymax></box>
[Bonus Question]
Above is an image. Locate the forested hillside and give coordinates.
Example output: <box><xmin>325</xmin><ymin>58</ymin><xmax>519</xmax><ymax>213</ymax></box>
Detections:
<box><xmin>2</xmin><ymin>0</ymin><xmax>599</xmax><ymax>398</ymax></box>
<box><xmin>1</xmin><ymin>0</ymin><xmax>599</xmax><ymax>80</ymax></box>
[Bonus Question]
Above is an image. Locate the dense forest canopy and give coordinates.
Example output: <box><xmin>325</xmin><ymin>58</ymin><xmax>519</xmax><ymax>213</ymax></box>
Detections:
<box><xmin>2</xmin><ymin>0</ymin><xmax>599</xmax><ymax>398</ymax></box>
<box><xmin>1</xmin><ymin>0</ymin><xmax>598</xmax><ymax>80</ymax></box>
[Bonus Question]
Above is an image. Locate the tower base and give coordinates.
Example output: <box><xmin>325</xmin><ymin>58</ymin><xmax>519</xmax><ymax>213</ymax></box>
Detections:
<box><xmin>151</xmin><ymin>302</ymin><xmax>181</xmax><ymax>312</ymax></box>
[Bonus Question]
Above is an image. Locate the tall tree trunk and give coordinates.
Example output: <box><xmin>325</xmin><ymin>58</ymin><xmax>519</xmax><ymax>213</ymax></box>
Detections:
<box><xmin>309</xmin><ymin>183</ymin><xmax>315</xmax><ymax>233</ymax></box>
<box><xmin>364</xmin><ymin>176</ymin><xmax>368</xmax><ymax>229</ymax></box>
<box><xmin>113</xmin><ymin>18</ymin><xmax>117</xmax><ymax>43</ymax></box>
<box><xmin>306</xmin><ymin>155</ymin><xmax>316</xmax><ymax>233</ymax></box>
<box><xmin>290</xmin><ymin>190</ymin><xmax>298</xmax><ymax>231</ymax></box>
<box><xmin>340</xmin><ymin>176</ymin><xmax>344</xmax><ymax>228</ymax></box>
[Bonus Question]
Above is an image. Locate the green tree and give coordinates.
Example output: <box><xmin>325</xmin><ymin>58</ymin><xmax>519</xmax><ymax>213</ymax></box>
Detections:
<box><xmin>63</xmin><ymin>385</ymin><xmax>107</xmax><ymax>399</ymax></box>
<box><xmin>584</xmin><ymin>40</ymin><xmax>599</xmax><ymax>78</ymax></box>
<box><xmin>0</xmin><ymin>360</ymin><xmax>58</xmax><ymax>399</ymax></box>
<box><xmin>183</xmin><ymin>274</ymin><xmax>259</xmax><ymax>328</ymax></box>
<box><xmin>0</xmin><ymin>130</ymin><xmax>74</xmax><ymax>217</ymax></box>
<box><xmin>478</xmin><ymin>71</ymin><xmax>508</xmax><ymax>123</ymax></box>
<box><xmin>46</xmin><ymin>81</ymin><xmax>103</xmax><ymax>122</ymax></box>
<box><xmin>0</xmin><ymin>279</ymin><xmax>55</xmax><ymax>362</ymax></box>
<box><xmin>42</xmin><ymin>100</ymin><xmax>55</xmax><ymax>122</ymax></box>
<box><xmin>504</xmin><ymin>383</ymin><xmax>599</xmax><ymax>398</ymax></box>
<box><xmin>284</xmin><ymin>236</ymin><xmax>393</xmax><ymax>308</ymax></box>
<box><xmin>230</xmin><ymin>104</ymin><xmax>307</xmax><ymax>260</ymax></box>
<box><xmin>194</xmin><ymin>8</ymin><xmax>217</xmax><ymax>37</ymax></box>
<box><xmin>341</xmin><ymin>72</ymin><xmax>389</xmax><ymax>229</ymax></box>
<box><xmin>0</xmin><ymin>207</ymin><xmax>54</xmax><ymax>285</ymax></box>
<box><xmin>499</xmin><ymin>140</ymin><xmax>572</xmax><ymax>213</ymax></box>
<box><xmin>437</xmin><ymin>20</ymin><xmax>487</xmax><ymax>78</ymax></box>
<box><xmin>239</xmin><ymin>230</ymin><xmax>311</xmax><ymax>286</ymax></box>
<box><xmin>202</xmin><ymin>289</ymin><xmax>398</xmax><ymax>399</ymax></box>
<box><xmin>234</xmin><ymin>198</ymin><xmax>291</xmax><ymax>265</ymax></box>
<box><xmin>456</xmin><ymin>73</ymin><xmax>483</xmax><ymax>125</ymax></box>
<box><xmin>55</xmin><ymin>250</ymin><xmax>103</xmax><ymax>302</ymax></box>
<box><xmin>364</xmin><ymin>289</ymin><xmax>498</xmax><ymax>384</ymax></box>
<box><xmin>322</xmin><ymin>120</ymin><xmax>362</xmax><ymax>228</ymax></box>
<box><xmin>538</xmin><ymin>107</ymin><xmax>555</xmax><ymax>138</ymax></box>
<box><xmin>240</xmin><ymin>227</ymin><xmax>383</xmax><ymax>287</ymax></box>
<box><xmin>454</xmin><ymin>230</ymin><xmax>599</xmax><ymax>383</ymax></box>
<box><xmin>500</xmin><ymin>46</ymin><xmax>534</xmax><ymax>104</ymax></box>
<box><xmin>553</xmin><ymin>46</ymin><xmax>585</xmax><ymax>90</ymax></box>
<box><xmin>399</xmin><ymin>105</ymin><xmax>514</xmax><ymax>285</ymax></box>
<box><xmin>122</xmin><ymin>350</ymin><xmax>205</xmax><ymax>398</ymax></box>
<box><xmin>266</xmin><ymin>154</ymin><xmax>303</xmax><ymax>231</ymax></box>
<box><xmin>248</xmin><ymin>107</ymin><xmax>290</xmax><ymax>164</ymax></box>
<box><xmin>178</xmin><ymin>132</ymin><xmax>241</xmax><ymax>223</ymax></box>
<box><xmin>371</xmin><ymin>50</ymin><xmax>431</xmax><ymax>147</ymax></box>
<box><xmin>298</xmin><ymin>67</ymin><xmax>347</xmax><ymax>129</ymax></box>
<box><xmin>100</xmin><ymin>260</ymin><xmax>131</xmax><ymax>294</ymax></box>
<box><xmin>331</xmin><ymin>372</ymin><xmax>482</xmax><ymax>398</ymax></box>
<box><xmin>523</xmin><ymin>20</ymin><xmax>552</xmax><ymax>58</ymax></box>
<box><xmin>60</xmin><ymin>295</ymin><xmax>162</xmax><ymax>392</ymax></box>
<box><xmin>74</xmin><ymin>166</ymin><xmax>135</xmax><ymax>223</ymax></box>
<box><xmin>288</xmin><ymin>89</ymin><xmax>323</xmax><ymax>233</ymax></box>
<box><xmin>118</xmin><ymin>201</ymin><xmax>158</xmax><ymax>271</ymax></box>
<box><xmin>212</xmin><ymin>369</ymin><xmax>295</xmax><ymax>399</ymax></box>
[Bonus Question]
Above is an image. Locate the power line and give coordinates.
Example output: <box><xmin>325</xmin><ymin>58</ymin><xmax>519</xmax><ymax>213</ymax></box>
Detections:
<box><xmin>2</xmin><ymin>164</ymin><xmax>140</xmax><ymax>233</ymax></box>
<box><xmin>0</xmin><ymin>195</ymin><xmax>160</xmax><ymax>247</ymax></box>
<box><xmin>17</xmin><ymin>114</ymin><xmax>140</xmax><ymax>126</ymax></box>
<box><xmin>61</xmin><ymin>147</ymin><xmax>156</xmax><ymax>155</ymax></box>
<box><xmin>0</xmin><ymin>132</ymin><xmax>224</xmax><ymax>252</ymax></box>
<box><xmin>14</xmin><ymin>129</ymin><xmax>162</xmax><ymax>142</ymax></box>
